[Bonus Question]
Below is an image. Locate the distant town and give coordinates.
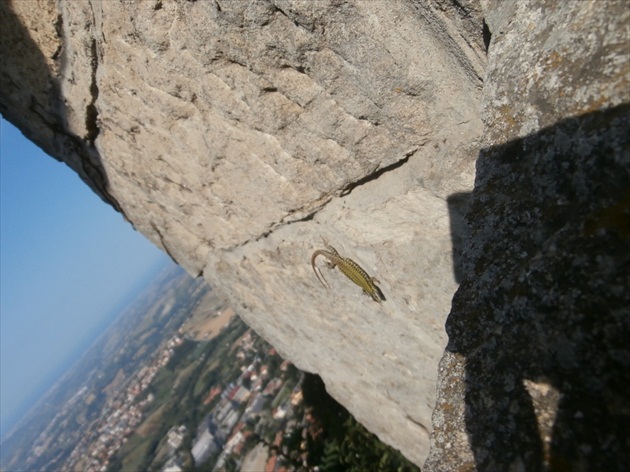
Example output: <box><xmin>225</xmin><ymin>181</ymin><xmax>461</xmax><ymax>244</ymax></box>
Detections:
<box><xmin>0</xmin><ymin>266</ymin><xmax>418</xmax><ymax>472</ymax></box>
<box><xmin>63</xmin><ymin>321</ymin><xmax>309</xmax><ymax>472</ymax></box>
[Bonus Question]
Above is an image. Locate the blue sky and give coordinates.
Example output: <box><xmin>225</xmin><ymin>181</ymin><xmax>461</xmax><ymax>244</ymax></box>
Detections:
<box><xmin>0</xmin><ymin>118</ymin><xmax>172</xmax><ymax>437</ymax></box>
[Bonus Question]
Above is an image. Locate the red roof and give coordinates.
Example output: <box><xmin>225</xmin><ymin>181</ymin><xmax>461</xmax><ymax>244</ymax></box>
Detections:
<box><xmin>265</xmin><ymin>455</ymin><xmax>277</xmax><ymax>472</ymax></box>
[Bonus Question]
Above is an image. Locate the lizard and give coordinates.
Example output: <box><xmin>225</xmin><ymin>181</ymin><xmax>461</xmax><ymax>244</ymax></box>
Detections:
<box><xmin>311</xmin><ymin>239</ymin><xmax>385</xmax><ymax>302</ymax></box>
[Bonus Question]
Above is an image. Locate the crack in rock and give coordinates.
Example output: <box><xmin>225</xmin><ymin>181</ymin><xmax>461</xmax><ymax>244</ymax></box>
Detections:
<box><xmin>340</xmin><ymin>148</ymin><xmax>419</xmax><ymax>196</ymax></box>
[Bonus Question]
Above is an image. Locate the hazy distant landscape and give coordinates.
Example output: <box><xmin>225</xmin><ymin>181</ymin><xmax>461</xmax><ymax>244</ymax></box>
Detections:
<box><xmin>0</xmin><ymin>264</ymin><xmax>199</xmax><ymax>470</ymax></box>
<box><xmin>1</xmin><ymin>265</ymin><xmax>418</xmax><ymax>472</ymax></box>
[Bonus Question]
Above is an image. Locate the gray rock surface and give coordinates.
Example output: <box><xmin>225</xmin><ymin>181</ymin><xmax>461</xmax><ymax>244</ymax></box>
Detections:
<box><xmin>1</xmin><ymin>0</ymin><xmax>628</xmax><ymax>469</ymax></box>
<box><xmin>425</xmin><ymin>1</ymin><xmax>630</xmax><ymax>470</ymax></box>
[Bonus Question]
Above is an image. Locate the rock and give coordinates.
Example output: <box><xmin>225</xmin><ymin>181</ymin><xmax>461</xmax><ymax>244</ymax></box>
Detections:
<box><xmin>1</xmin><ymin>0</ymin><xmax>485</xmax><ymax>465</ymax></box>
<box><xmin>2</xmin><ymin>0</ymin><xmax>627</xmax><ymax>469</ymax></box>
<box><xmin>425</xmin><ymin>1</ymin><xmax>630</xmax><ymax>470</ymax></box>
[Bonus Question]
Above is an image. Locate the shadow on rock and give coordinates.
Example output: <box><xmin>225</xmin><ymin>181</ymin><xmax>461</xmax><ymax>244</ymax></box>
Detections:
<box><xmin>447</xmin><ymin>192</ymin><xmax>472</xmax><ymax>284</ymax></box>
<box><xmin>0</xmin><ymin>2</ymin><xmax>120</xmax><ymax>213</ymax></box>
<box><xmin>446</xmin><ymin>103</ymin><xmax>630</xmax><ymax>470</ymax></box>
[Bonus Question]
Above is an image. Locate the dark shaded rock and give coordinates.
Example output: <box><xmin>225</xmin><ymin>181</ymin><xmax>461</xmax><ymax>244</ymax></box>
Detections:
<box><xmin>426</xmin><ymin>1</ymin><xmax>630</xmax><ymax>470</ymax></box>
<box><xmin>447</xmin><ymin>106</ymin><xmax>628</xmax><ymax>470</ymax></box>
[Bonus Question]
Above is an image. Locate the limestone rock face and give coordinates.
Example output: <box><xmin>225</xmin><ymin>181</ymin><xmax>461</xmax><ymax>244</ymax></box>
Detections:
<box><xmin>1</xmin><ymin>0</ymin><xmax>484</xmax><ymax>465</ymax></box>
<box><xmin>1</xmin><ymin>0</ymin><xmax>628</xmax><ymax>469</ymax></box>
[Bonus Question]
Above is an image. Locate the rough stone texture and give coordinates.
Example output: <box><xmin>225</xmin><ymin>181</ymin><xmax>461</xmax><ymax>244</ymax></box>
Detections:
<box><xmin>425</xmin><ymin>1</ymin><xmax>630</xmax><ymax>470</ymax></box>
<box><xmin>1</xmin><ymin>0</ymin><xmax>485</xmax><ymax>466</ymax></box>
<box><xmin>1</xmin><ymin>0</ymin><xmax>628</xmax><ymax>469</ymax></box>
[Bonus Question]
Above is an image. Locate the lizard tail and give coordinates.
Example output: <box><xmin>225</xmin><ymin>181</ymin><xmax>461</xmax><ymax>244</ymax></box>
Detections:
<box><xmin>311</xmin><ymin>251</ymin><xmax>330</xmax><ymax>289</ymax></box>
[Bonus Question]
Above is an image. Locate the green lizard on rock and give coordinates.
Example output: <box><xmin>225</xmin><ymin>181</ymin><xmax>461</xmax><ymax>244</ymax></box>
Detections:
<box><xmin>311</xmin><ymin>239</ymin><xmax>385</xmax><ymax>303</ymax></box>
